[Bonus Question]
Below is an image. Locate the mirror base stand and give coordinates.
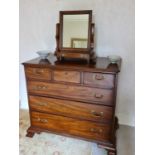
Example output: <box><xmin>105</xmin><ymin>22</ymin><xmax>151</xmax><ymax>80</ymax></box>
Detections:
<box><xmin>55</xmin><ymin>51</ymin><xmax>96</xmax><ymax>64</ymax></box>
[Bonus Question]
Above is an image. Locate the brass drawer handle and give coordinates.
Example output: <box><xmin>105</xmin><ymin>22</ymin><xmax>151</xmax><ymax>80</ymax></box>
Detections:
<box><xmin>33</xmin><ymin>69</ymin><xmax>44</xmax><ymax>74</ymax></box>
<box><xmin>99</xmin><ymin>129</ymin><xmax>103</xmax><ymax>133</ymax></box>
<box><xmin>37</xmin><ymin>118</ymin><xmax>48</xmax><ymax>123</ymax></box>
<box><xmin>91</xmin><ymin>110</ymin><xmax>104</xmax><ymax>117</ymax></box>
<box><xmin>90</xmin><ymin>128</ymin><xmax>96</xmax><ymax>132</ymax></box>
<box><xmin>33</xmin><ymin>85</ymin><xmax>48</xmax><ymax>90</ymax></box>
<box><xmin>36</xmin><ymin>102</ymin><xmax>47</xmax><ymax>106</ymax></box>
<box><xmin>94</xmin><ymin>93</ymin><xmax>104</xmax><ymax>99</ymax></box>
<box><xmin>90</xmin><ymin>128</ymin><xmax>103</xmax><ymax>133</ymax></box>
<box><xmin>95</xmin><ymin>74</ymin><xmax>104</xmax><ymax>80</ymax></box>
<box><xmin>64</xmin><ymin>72</ymin><xmax>68</xmax><ymax>75</ymax></box>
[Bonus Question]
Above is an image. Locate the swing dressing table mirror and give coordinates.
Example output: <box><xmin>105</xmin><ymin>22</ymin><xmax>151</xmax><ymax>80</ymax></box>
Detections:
<box><xmin>55</xmin><ymin>10</ymin><xmax>96</xmax><ymax>63</ymax></box>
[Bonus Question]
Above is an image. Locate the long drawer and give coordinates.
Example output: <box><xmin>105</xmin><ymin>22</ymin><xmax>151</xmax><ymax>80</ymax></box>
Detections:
<box><xmin>29</xmin><ymin>95</ymin><xmax>113</xmax><ymax>122</ymax></box>
<box><xmin>28</xmin><ymin>81</ymin><xmax>114</xmax><ymax>105</ymax></box>
<box><xmin>31</xmin><ymin>111</ymin><xmax>111</xmax><ymax>142</ymax></box>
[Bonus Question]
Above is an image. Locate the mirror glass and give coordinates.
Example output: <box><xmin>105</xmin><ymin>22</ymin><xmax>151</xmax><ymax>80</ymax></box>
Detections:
<box><xmin>62</xmin><ymin>14</ymin><xmax>89</xmax><ymax>48</ymax></box>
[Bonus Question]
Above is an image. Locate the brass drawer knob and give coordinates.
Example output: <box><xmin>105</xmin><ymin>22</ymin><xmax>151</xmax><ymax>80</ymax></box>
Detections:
<box><xmin>40</xmin><ymin>119</ymin><xmax>48</xmax><ymax>123</ymax></box>
<box><xmin>64</xmin><ymin>72</ymin><xmax>68</xmax><ymax>75</ymax></box>
<box><xmin>95</xmin><ymin>74</ymin><xmax>104</xmax><ymax>80</ymax></box>
<box><xmin>94</xmin><ymin>93</ymin><xmax>103</xmax><ymax>99</ymax></box>
<box><xmin>33</xmin><ymin>69</ymin><xmax>44</xmax><ymax>74</ymax></box>
<box><xmin>42</xmin><ymin>86</ymin><xmax>47</xmax><ymax>90</ymax></box>
<box><xmin>90</xmin><ymin>128</ymin><xmax>95</xmax><ymax>132</ymax></box>
<box><xmin>33</xmin><ymin>85</ymin><xmax>48</xmax><ymax>90</ymax></box>
<box><xmin>37</xmin><ymin>118</ymin><xmax>48</xmax><ymax>123</ymax></box>
<box><xmin>99</xmin><ymin>129</ymin><xmax>103</xmax><ymax>133</ymax></box>
<box><xmin>90</xmin><ymin>128</ymin><xmax>103</xmax><ymax>133</ymax></box>
<box><xmin>91</xmin><ymin>110</ymin><xmax>104</xmax><ymax>117</ymax></box>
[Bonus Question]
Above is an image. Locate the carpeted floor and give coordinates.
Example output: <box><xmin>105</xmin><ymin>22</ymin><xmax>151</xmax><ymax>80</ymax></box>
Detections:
<box><xmin>19</xmin><ymin>109</ymin><xmax>107</xmax><ymax>155</ymax></box>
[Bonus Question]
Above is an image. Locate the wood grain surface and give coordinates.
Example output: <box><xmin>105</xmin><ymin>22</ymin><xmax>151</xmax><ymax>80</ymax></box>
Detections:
<box><xmin>25</xmin><ymin>67</ymin><xmax>52</xmax><ymax>80</ymax></box>
<box><xmin>28</xmin><ymin>81</ymin><xmax>114</xmax><ymax>105</ymax></box>
<box><xmin>53</xmin><ymin>70</ymin><xmax>80</xmax><ymax>83</ymax></box>
<box><xmin>29</xmin><ymin>95</ymin><xmax>113</xmax><ymax>122</ymax></box>
<box><xmin>31</xmin><ymin>111</ymin><xmax>111</xmax><ymax>141</ymax></box>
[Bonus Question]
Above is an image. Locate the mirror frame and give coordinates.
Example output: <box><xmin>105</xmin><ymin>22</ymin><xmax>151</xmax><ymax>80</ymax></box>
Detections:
<box><xmin>59</xmin><ymin>10</ymin><xmax>92</xmax><ymax>53</ymax></box>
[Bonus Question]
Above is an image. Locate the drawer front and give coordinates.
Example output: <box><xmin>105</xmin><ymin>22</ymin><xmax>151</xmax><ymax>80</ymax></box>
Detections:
<box><xmin>28</xmin><ymin>81</ymin><xmax>114</xmax><ymax>105</ymax></box>
<box><xmin>54</xmin><ymin>70</ymin><xmax>80</xmax><ymax>83</ymax></box>
<box><xmin>29</xmin><ymin>96</ymin><xmax>113</xmax><ymax>122</ymax></box>
<box><xmin>25</xmin><ymin>67</ymin><xmax>51</xmax><ymax>80</ymax></box>
<box><xmin>31</xmin><ymin>111</ymin><xmax>111</xmax><ymax>141</ymax></box>
<box><xmin>84</xmin><ymin>72</ymin><xmax>115</xmax><ymax>88</ymax></box>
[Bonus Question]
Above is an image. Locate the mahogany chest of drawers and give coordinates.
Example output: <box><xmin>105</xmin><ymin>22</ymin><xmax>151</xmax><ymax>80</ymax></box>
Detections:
<box><xmin>23</xmin><ymin>55</ymin><xmax>121</xmax><ymax>155</ymax></box>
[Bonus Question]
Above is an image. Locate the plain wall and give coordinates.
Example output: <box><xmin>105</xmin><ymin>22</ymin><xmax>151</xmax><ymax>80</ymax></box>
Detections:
<box><xmin>19</xmin><ymin>0</ymin><xmax>135</xmax><ymax>126</ymax></box>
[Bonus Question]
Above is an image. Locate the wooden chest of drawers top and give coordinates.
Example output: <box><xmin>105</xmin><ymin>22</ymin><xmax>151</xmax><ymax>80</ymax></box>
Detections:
<box><xmin>23</xmin><ymin>55</ymin><xmax>121</xmax><ymax>74</ymax></box>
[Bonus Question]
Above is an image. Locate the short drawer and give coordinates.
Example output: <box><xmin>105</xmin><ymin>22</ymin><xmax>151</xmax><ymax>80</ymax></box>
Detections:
<box><xmin>29</xmin><ymin>96</ymin><xmax>113</xmax><ymax>122</ymax></box>
<box><xmin>83</xmin><ymin>72</ymin><xmax>115</xmax><ymax>88</ymax></box>
<box><xmin>28</xmin><ymin>81</ymin><xmax>114</xmax><ymax>105</ymax></box>
<box><xmin>53</xmin><ymin>70</ymin><xmax>80</xmax><ymax>83</ymax></box>
<box><xmin>25</xmin><ymin>67</ymin><xmax>51</xmax><ymax>80</ymax></box>
<box><xmin>31</xmin><ymin>111</ymin><xmax>111</xmax><ymax>142</ymax></box>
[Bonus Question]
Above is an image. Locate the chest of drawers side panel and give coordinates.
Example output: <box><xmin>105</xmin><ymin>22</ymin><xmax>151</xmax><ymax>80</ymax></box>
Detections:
<box><xmin>109</xmin><ymin>74</ymin><xmax>119</xmax><ymax>145</ymax></box>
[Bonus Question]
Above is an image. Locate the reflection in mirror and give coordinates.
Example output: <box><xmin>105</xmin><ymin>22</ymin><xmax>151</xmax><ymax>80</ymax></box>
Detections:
<box><xmin>63</xmin><ymin>15</ymin><xmax>89</xmax><ymax>48</ymax></box>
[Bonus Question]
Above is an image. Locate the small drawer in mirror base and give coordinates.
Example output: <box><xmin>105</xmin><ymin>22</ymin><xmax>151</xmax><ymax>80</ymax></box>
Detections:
<box><xmin>56</xmin><ymin>52</ymin><xmax>96</xmax><ymax>63</ymax></box>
